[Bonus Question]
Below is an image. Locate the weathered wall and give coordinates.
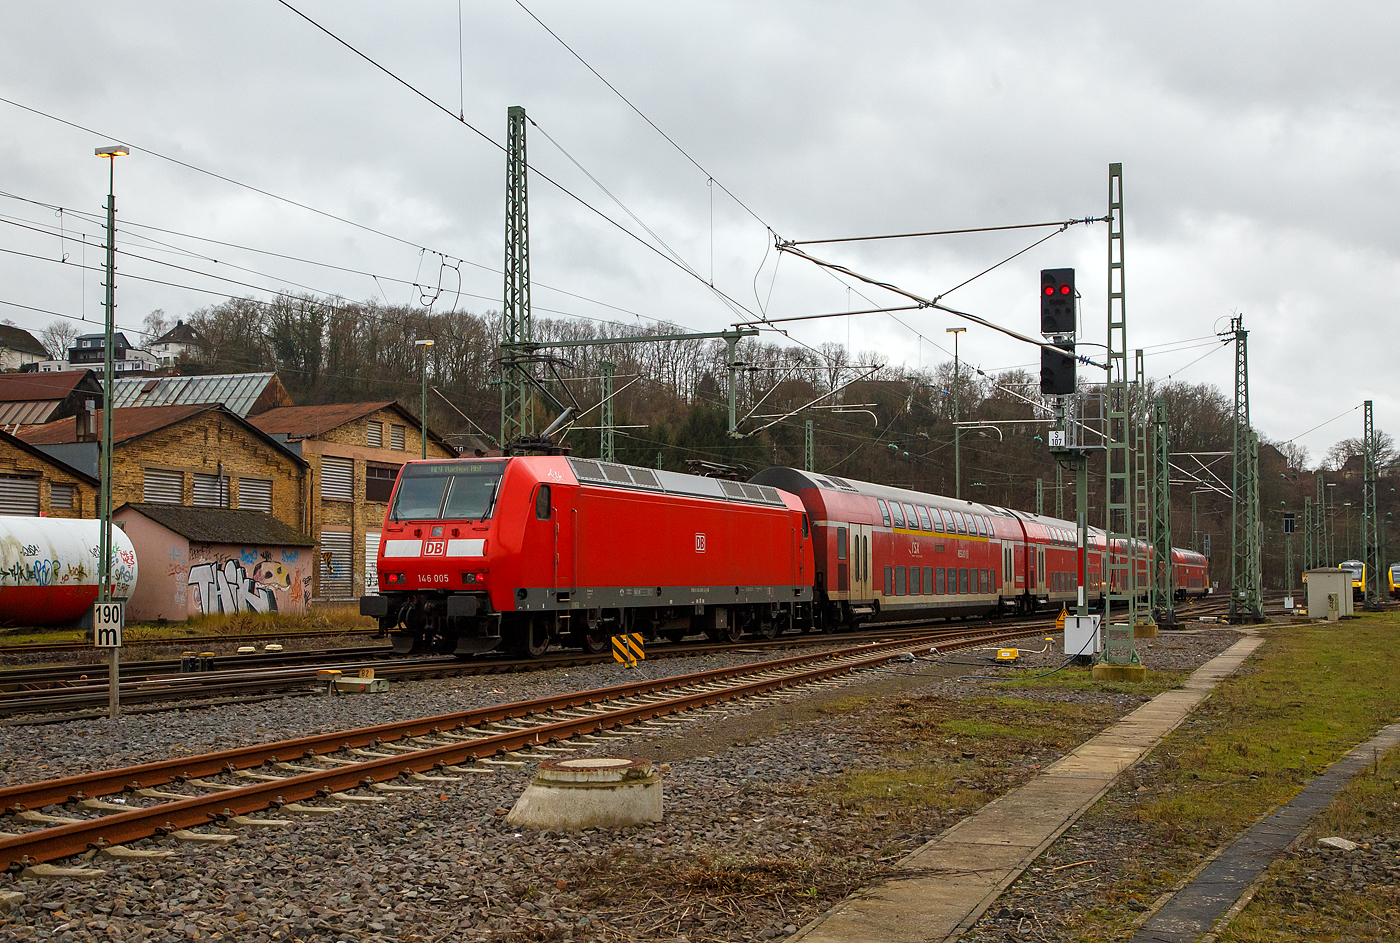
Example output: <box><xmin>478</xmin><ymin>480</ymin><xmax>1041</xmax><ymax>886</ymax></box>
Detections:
<box><xmin>0</xmin><ymin>437</ymin><xmax>98</xmax><ymax>519</ymax></box>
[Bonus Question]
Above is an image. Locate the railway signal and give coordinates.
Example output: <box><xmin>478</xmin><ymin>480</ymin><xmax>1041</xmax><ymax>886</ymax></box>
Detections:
<box><xmin>1040</xmin><ymin>268</ymin><xmax>1076</xmax><ymax>335</ymax></box>
<box><xmin>1040</xmin><ymin>341</ymin><xmax>1076</xmax><ymax>395</ymax></box>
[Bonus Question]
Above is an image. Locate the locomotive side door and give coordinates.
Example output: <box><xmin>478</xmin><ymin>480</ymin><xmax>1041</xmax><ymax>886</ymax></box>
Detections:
<box><xmin>850</xmin><ymin>523</ymin><xmax>872</xmax><ymax>601</ymax></box>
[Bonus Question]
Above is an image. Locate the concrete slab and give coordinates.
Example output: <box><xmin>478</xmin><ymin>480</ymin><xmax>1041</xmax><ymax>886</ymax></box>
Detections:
<box><xmin>790</xmin><ymin>633</ymin><xmax>1266</xmax><ymax>943</ymax></box>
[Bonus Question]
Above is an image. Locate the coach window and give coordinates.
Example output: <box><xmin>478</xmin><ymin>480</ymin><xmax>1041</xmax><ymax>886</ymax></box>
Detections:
<box><xmin>930</xmin><ymin>508</ymin><xmax>944</xmax><ymax>533</ymax></box>
<box><xmin>955</xmin><ymin>512</ymin><xmax>968</xmax><ymax>535</ymax></box>
<box><xmin>889</xmin><ymin>502</ymin><xmax>905</xmax><ymax>528</ymax></box>
<box><xmin>884</xmin><ymin>565</ymin><xmax>893</xmax><ymax>595</ymax></box>
<box><xmin>991</xmin><ymin>567</ymin><xmax>998</xmax><ymax>589</ymax></box>
<box><xmin>981</xmin><ymin>569</ymin><xmax>989</xmax><ymax>593</ymax></box>
<box><xmin>903</xmin><ymin>503</ymin><xmax>919</xmax><ymax>530</ymax></box>
<box><xmin>916</xmin><ymin>506</ymin><xmax>932</xmax><ymax>531</ymax></box>
<box><xmin>535</xmin><ymin>484</ymin><xmax>552</xmax><ymax>520</ymax></box>
<box><xmin>837</xmin><ymin>526</ymin><xmax>848</xmax><ymax>561</ymax></box>
<box><xmin>909</xmin><ymin>566</ymin><xmax>921</xmax><ymax>595</ymax></box>
<box><xmin>877</xmin><ymin>499</ymin><xmax>892</xmax><ymax>528</ymax></box>
<box><xmin>960</xmin><ymin>567</ymin><xmax>970</xmax><ymax>594</ymax></box>
<box><xmin>936</xmin><ymin>566</ymin><xmax>946</xmax><ymax>594</ymax></box>
<box><xmin>923</xmin><ymin>566</ymin><xmax>934</xmax><ymax>595</ymax></box>
<box><xmin>895</xmin><ymin>566</ymin><xmax>907</xmax><ymax>596</ymax></box>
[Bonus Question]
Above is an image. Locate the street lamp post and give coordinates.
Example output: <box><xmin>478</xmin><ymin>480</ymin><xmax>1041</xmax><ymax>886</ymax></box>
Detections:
<box><xmin>95</xmin><ymin>143</ymin><xmax>128</xmax><ymax>722</ymax></box>
<box><xmin>95</xmin><ymin>144</ymin><xmax>128</xmax><ymax>609</ymax></box>
<box><xmin>946</xmin><ymin>327</ymin><xmax>966</xmax><ymax>499</ymax></box>
<box><xmin>415</xmin><ymin>339</ymin><xmax>434</xmax><ymax>458</ymax></box>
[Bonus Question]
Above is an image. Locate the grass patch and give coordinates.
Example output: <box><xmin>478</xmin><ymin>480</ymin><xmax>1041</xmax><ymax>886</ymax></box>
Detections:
<box><xmin>809</xmin><ymin>693</ymin><xmax>1123</xmax><ymax>818</ymax></box>
<box><xmin>1066</xmin><ymin>615</ymin><xmax>1400</xmax><ymax>941</ymax></box>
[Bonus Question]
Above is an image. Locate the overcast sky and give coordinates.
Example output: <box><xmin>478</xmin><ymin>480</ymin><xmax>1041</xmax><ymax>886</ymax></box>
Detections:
<box><xmin>1</xmin><ymin>2</ymin><xmax>1395</xmax><ymax>465</ymax></box>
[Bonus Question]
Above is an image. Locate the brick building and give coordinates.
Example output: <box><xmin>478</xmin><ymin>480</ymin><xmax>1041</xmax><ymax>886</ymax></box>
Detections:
<box><xmin>19</xmin><ymin>404</ymin><xmax>309</xmax><ymax>534</ymax></box>
<box><xmin>250</xmin><ymin>402</ymin><xmax>454</xmax><ymax>601</ymax></box>
<box><xmin>0</xmin><ymin>428</ymin><xmax>99</xmax><ymax>517</ymax></box>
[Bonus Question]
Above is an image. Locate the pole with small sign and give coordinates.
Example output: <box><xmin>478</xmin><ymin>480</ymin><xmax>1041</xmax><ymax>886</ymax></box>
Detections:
<box><xmin>93</xmin><ymin>601</ymin><xmax>124</xmax><ymax>718</ymax></box>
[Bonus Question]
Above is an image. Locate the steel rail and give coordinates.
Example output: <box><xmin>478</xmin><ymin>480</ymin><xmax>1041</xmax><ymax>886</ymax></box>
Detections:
<box><xmin>0</xmin><ymin>629</ymin><xmax>1037</xmax><ymax>869</ymax></box>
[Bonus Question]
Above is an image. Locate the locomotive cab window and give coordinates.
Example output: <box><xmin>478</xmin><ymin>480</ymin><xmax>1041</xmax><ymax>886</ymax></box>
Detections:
<box><xmin>535</xmin><ymin>484</ymin><xmax>552</xmax><ymax>520</ymax></box>
<box><xmin>801</xmin><ymin>514</ymin><xmax>810</xmax><ymax>538</ymax></box>
<box><xmin>390</xmin><ymin>461</ymin><xmax>506</xmax><ymax>521</ymax></box>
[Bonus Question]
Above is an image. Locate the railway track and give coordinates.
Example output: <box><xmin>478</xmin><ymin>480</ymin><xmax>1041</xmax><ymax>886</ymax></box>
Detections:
<box><xmin>0</xmin><ymin>621</ymin><xmax>1045</xmax><ymax>720</ymax></box>
<box><xmin>0</xmin><ymin>624</ymin><xmax>1044</xmax><ymax>874</ymax></box>
<box><xmin>0</xmin><ymin>601</ymin><xmax>1248</xmax><ymax>719</ymax></box>
<box><xmin>0</xmin><ymin>627</ymin><xmax>379</xmax><ymax>657</ymax></box>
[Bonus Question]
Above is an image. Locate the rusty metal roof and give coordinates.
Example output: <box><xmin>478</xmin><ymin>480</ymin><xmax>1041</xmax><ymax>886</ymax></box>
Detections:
<box><xmin>249</xmin><ymin>402</ymin><xmax>396</xmax><ymax>435</ymax></box>
<box><xmin>0</xmin><ymin>370</ymin><xmax>100</xmax><ymax>402</ymax></box>
<box><xmin>109</xmin><ymin>372</ymin><xmax>285</xmax><ymax>417</ymax></box>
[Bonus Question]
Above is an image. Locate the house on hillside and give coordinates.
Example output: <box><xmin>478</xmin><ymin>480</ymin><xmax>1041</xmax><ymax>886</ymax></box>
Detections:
<box><xmin>18</xmin><ymin>404</ymin><xmax>309</xmax><ymax>533</ymax></box>
<box><xmin>58</xmin><ymin>332</ymin><xmax>158</xmax><ymax>375</ymax></box>
<box><xmin>148</xmin><ymin>320</ymin><xmax>201</xmax><ymax>367</ymax></box>
<box><xmin>250</xmin><ymin>402</ymin><xmax>455</xmax><ymax>601</ymax></box>
<box><xmin>0</xmin><ymin>428</ymin><xmax>98</xmax><ymax>517</ymax></box>
<box><xmin>109</xmin><ymin>372</ymin><xmax>292</xmax><ymax>418</ymax></box>
<box><xmin>0</xmin><ymin>325</ymin><xmax>47</xmax><ymax>372</ymax></box>
<box><xmin>0</xmin><ymin>369</ymin><xmax>102</xmax><ymax>427</ymax></box>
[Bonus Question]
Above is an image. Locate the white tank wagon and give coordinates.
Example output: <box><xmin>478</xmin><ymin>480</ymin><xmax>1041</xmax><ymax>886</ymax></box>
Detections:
<box><xmin>0</xmin><ymin>517</ymin><xmax>138</xmax><ymax>627</ymax></box>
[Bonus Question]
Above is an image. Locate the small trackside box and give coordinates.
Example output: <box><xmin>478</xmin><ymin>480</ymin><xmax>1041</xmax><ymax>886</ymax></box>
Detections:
<box><xmin>360</xmin><ymin>595</ymin><xmax>389</xmax><ymax>618</ymax></box>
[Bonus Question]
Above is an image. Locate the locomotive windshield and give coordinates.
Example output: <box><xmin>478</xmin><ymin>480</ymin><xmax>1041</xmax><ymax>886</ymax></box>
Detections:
<box><xmin>390</xmin><ymin>462</ymin><xmax>505</xmax><ymax>521</ymax></box>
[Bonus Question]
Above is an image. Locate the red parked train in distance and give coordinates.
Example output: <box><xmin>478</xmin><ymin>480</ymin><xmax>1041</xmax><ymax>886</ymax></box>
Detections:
<box><xmin>360</xmin><ymin>457</ymin><xmax>1210</xmax><ymax>655</ymax></box>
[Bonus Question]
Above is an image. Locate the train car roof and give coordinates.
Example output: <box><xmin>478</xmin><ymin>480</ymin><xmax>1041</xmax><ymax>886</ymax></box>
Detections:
<box><xmin>566</xmin><ymin>457</ymin><xmax>793</xmax><ymax>510</ymax></box>
<box><xmin>753</xmin><ymin>466</ymin><xmax>1005</xmax><ymax>516</ymax></box>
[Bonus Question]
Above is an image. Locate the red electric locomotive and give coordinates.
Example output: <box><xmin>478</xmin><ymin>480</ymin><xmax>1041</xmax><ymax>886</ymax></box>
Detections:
<box><xmin>360</xmin><ymin>455</ymin><xmax>814</xmax><ymax>655</ymax></box>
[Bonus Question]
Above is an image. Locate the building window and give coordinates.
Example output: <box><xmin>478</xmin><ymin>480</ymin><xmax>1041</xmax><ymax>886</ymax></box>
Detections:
<box><xmin>320</xmin><ymin>456</ymin><xmax>354</xmax><ymax>501</ymax></box>
<box><xmin>390</xmin><ymin>424</ymin><xmax>406</xmax><ymax>450</ymax></box>
<box><xmin>50</xmin><ymin>484</ymin><xmax>74</xmax><ymax>510</ymax></box>
<box><xmin>367</xmin><ymin>421</ymin><xmax>383</xmax><ymax>448</ymax></box>
<box><xmin>192</xmin><ymin>472</ymin><xmax>229</xmax><ymax>508</ymax></box>
<box><xmin>366</xmin><ymin>463</ymin><xmax>399</xmax><ymax>503</ymax></box>
<box><xmin>0</xmin><ymin>476</ymin><xmax>41</xmax><ymax>516</ymax></box>
<box><xmin>143</xmin><ymin>469</ymin><xmax>182</xmax><ymax>504</ymax></box>
<box><xmin>240</xmin><ymin>477</ymin><xmax>273</xmax><ymax>513</ymax></box>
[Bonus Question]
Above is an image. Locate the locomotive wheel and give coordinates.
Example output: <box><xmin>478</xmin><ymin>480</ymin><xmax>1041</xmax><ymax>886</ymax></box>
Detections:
<box><xmin>710</xmin><ymin>621</ymin><xmax>742</xmax><ymax>643</ymax></box>
<box><xmin>516</xmin><ymin>617</ymin><xmax>551</xmax><ymax>658</ymax></box>
<box><xmin>755</xmin><ymin>617</ymin><xmax>779</xmax><ymax>640</ymax></box>
<box><xmin>573</xmin><ymin>625</ymin><xmax>609</xmax><ymax>654</ymax></box>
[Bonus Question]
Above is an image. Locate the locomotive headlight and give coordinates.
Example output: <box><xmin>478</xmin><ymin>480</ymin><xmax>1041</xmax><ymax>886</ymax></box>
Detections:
<box><xmin>461</xmin><ymin>571</ymin><xmax>485</xmax><ymax>585</ymax></box>
<box><xmin>385</xmin><ymin>573</ymin><xmax>406</xmax><ymax>585</ymax></box>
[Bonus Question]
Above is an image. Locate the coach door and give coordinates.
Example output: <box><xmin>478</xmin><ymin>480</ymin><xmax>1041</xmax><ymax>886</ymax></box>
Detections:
<box><xmin>849</xmin><ymin>523</ymin><xmax>872</xmax><ymax>601</ymax></box>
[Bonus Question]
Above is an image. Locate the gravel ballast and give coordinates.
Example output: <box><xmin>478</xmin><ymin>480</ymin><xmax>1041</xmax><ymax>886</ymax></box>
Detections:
<box><xmin>0</xmin><ymin>626</ymin><xmax>1245</xmax><ymax>942</ymax></box>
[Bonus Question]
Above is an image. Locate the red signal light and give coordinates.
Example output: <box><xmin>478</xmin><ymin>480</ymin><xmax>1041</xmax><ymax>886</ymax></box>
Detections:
<box><xmin>1044</xmin><ymin>285</ymin><xmax>1054</xmax><ymax>296</ymax></box>
<box><xmin>1060</xmin><ymin>284</ymin><xmax>1071</xmax><ymax>295</ymax></box>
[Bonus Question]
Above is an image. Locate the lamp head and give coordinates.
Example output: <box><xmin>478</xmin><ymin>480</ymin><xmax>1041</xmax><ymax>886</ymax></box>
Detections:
<box><xmin>414</xmin><ymin>339</ymin><xmax>435</xmax><ymax>347</ymax></box>
<box><xmin>95</xmin><ymin>145</ymin><xmax>130</xmax><ymax>158</ymax></box>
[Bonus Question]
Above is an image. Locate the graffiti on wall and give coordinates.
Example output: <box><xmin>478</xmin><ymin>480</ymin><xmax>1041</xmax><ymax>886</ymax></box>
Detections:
<box><xmin>186</xmin><ymin>547</ymin><xmax>309</xmax><ymax>616</ymax></box>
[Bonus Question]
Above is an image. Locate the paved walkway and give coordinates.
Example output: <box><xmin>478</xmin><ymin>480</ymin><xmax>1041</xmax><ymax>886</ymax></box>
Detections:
<box><xmin>790</xmin><ymin>633</ymin><xmax>1268</xmax><ymax>943</ymax></box>
<box><xmin>1130</xmin><ymin>719</ymin><xmax>1400</xmax><ymax>942</ymax></box>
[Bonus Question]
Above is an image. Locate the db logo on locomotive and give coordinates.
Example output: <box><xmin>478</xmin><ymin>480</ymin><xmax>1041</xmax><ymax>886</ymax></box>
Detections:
<box><xmin>424</xmin><ymin>539</ymin><xmax>447</xmax><ymax>556</ymax></box>
<box><xmin>695</xmin><ymin>533</ymin><xmax>706</xmax><ymax>553</ymax></box>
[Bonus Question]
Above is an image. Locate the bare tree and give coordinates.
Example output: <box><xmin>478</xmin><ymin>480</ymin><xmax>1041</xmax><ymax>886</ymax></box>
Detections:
<box><xmin>40</xmin><ymin>320</ymin><xmax>79</xmax><ymax>359</ymax></box>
